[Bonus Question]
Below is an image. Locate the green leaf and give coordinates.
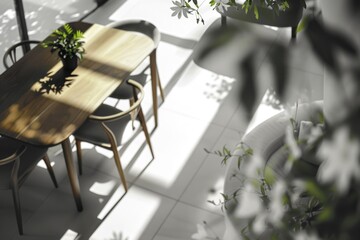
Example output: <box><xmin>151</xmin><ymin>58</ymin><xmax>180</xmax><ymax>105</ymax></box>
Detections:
<box><xmin>264</xmin><ymin>167</ymin><xmax>276</xmax><ymax>187</ymax></box>
<box><xmin>245</xmin><ymin>148</ymin><xmax>253</xmax><ymax>156</ymax></box>
<box><xmin>63</xmin><ymin>24</ymin><xmax>73</xmax><ymax>35</ymax></box>
<box><xmin>232</xmin><ymin>189</ymin><xmax>240</xmax><ymax>198</ymax></box>
<box><xmin>305</xmin><ymin>180</ymin><xmax>327</xmax><ymax>202</ymax></box>
<box><xmin>240</xmin><ymin>226</ymin><xmax>250</xmax><ymax>240</ymax></box>
<box><xmin>254</xmin><ymin>5</ymin><xmax>259</xmax><ymax>20</ymax></box>
<box><xmin>297</xmin><ymin>16</ymin><xmax>309</xmax><ymax>33</ymax></box>
<box><xmin>223</xmin><ymin>146</ymin><xmax>231</xmax><ymax>156</ymax></box>
<box><xmin>316</xmin><ymin>206</ymin><xmax>333</xmax><ymax>221</ymax></box>
<box><xmin>260</xmin><ymin>184</ymin><xmax>265</xmax><ymax>196</ymax></box>
<box><xmin>220</xmin><ymin>193</ymin><xmax>229</xmax><ymax>201</ymax></box>
<box><xmin>204</xmin><ymin>148</ymin><xmax>211</xmax><ymax>154</ymax></box>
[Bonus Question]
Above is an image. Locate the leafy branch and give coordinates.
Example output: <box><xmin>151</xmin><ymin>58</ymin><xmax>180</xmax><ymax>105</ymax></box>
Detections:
<box><xmin>171</xmin><ymin>0</ymin><xmax>306</xmax><ymax>24</ymax></box>
<box><xmin>204</xmin><ymin>142</ymin><xmax>253</xmax><ymax>168</ymax></box>
<box><xmin>42</xmin><ymin>24</ymin><xmax>85</xmax><ymax>60</ymax></box>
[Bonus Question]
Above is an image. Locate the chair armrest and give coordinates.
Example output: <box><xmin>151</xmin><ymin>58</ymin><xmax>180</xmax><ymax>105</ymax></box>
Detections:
<box><xmin>88</xmin><ymin>79</ymin><xmax>144</xmax><ymax>122</ymax></box>
<box><xmin>0</xmin><ymin>145</ymin><xmax>26</xmax><ymax>166</ymax></box>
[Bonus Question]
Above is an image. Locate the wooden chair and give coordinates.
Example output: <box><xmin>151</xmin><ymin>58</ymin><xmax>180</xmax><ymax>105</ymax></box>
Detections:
<box><xmin>107</xmin><ymin>20</ymin><xmax>164</xmax><ymax>128</ymax></box>
<box><xmin>3</xmin><ymin>40</ymin><xmax>41</xmax><ymax>69</ymax></box>
<box><xmin>219</xmin><ymin>0</ymin><xmax>304</xmax><ymax>39</ymax></box>
<box><xmin>0</xmin><ymin>136</ymin><xmax>58</xmax><ymax>235</ymax></box>
<box><xmin>73</xmin><ymin>79</ymin><xmax>154</xmax><ymax>192</ymax></box>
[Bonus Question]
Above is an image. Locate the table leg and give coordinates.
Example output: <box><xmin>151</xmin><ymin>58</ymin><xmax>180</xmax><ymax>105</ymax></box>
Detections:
<box><xmin>61</xmin><ymin>138</ymin><xmax>83</xmax><ymax>211</ymax></box>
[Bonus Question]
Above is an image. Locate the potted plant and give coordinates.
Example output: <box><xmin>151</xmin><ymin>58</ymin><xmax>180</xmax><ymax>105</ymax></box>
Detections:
<box><xmin>42</xmin><ymin>23</ymin><xmax>85</xmax><ymax>71</ymax></box>
<box><xmin>170</xmin><ymin>0</ymin><xmax>306</xmax><ymax>25</ymax></box>
<box><xmin>170</xmin><ymin>0</ymin><xmax>360</xmax><ymax>237</ymax></box>
<box><xmin>180</xmin><ymin>1</ymin><xmax>360</xmax><ymax>239</ymax></box>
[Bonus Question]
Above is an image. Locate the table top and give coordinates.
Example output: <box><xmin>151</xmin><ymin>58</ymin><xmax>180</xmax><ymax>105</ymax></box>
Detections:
<box><xmin>0</xmin><ymin>21</ymin><xmax>154</xmax><ymax>146</ymax></box>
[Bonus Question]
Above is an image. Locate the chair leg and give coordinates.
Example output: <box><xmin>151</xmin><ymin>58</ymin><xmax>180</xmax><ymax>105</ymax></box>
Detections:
<box><xmin>150</xmin><ymin>51</ymin><xmax>159</xmax><ymax>128</ymax></box>
<box><xmin>138</xmin><ymin>105</ymin><xmax>155</xmax><ymax>159</ymax></box>
<box><xmin>129</xmin><ymin>98</ymin><xmax>136</xmax><ymax>130</ymax></box>
<box><xmin>43</xmin><ymin>154</ymin><xmax>58</xmax><ymax>188</ymax></box>
<box><xmin>75</xmin><ymin>139</ymin><xmax>83</xmax><ymax>175</ymax></box>
<box><xmin>151</xmin><ymin>50</ymin><xmax>164</xmax><ymax>102</ymax></box>
<box><xmin>221</xmin><ymin>15</ymin><xmax>227</xmax><ymax>27</ymax></box>
<box><xmin>157</xmin><ymin>65</ymin><xmax>165</xmax><ymax>102</ymax></box>
<box><xmin>291</xmin><ymin>26</ymin><xmax>297</xmax><ymax>40</ymax></box>
<box><xmin>11</xmin><ymin>185</ymin><xmax>23</xmax><ymax>235</ymax></box>
<box><xmin>101</xmin><ymin>123</ymin><xmax>128</xmax><ymax>192</ymax></box>
<box><xmin>112</xmin><ymin>146</ymin><xmax>128</xmax><ymax>192</ymax></box>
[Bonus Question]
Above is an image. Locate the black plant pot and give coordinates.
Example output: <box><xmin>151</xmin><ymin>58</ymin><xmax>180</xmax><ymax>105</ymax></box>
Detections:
<box><xmin>61</xmin><ymin>57</ymin><xmax>78</xmax><ymax>72</ymax></box>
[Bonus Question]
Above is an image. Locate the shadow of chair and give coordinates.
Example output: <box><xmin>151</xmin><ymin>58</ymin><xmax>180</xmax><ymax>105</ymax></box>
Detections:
<box><xmin>73</xmin><ymin>79</ymin><xmax>154</xmax><ymax>192</ymax></box>
<box><xmin>107</xmin><ymin>20</ymin><xmax>165</xmax><ymax>128</ymax></box>
<box><xmin>219</xmin><ymin>0</ymin><xmax>304</xmax><ymax>39</ymax></box>
<box><xmin>3</xmin><ymin>40</ymin><xmax>41</xmax><ymax>69</ymax></box>
<box><xmin>0</xmin><ymin>136</ymin><xmax>58</xmax><ymax>235</ymax></box>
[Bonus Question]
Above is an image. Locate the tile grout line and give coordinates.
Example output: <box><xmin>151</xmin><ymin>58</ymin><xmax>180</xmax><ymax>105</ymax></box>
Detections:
<box><xmin>147</xmin><ymin>122</ymin><xmax>228</xmax><ymax>239</ymax></box>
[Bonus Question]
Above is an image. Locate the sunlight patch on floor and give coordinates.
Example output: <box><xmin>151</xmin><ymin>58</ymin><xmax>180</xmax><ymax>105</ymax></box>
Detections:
<box><xmin>127</xmin><ymin>109</ymin><xmax>212</xmax><ymax>189</ymax></box>
<box><xmin>246</xmin><ymin>90</ymin><xmax>284</xmax><ymax>134</ymax></box>
<box><xmin>89</xmin><ymin>180</ymin><xmax>117</xmax><ymax>196</ymax></box>
<box><xmin>60</xmin><ymin>229</ymin><xmax>80</xmax><ymax>240</ymax></box>
<box><xmin>37</xmin><ymin>160</ymin><xmax>55</xmax><ymax>169</ymax></box>
<box><xmin>163</xmin><ymin>62</ymin><xmax>237</xmax><ymax>123</ymax></box>
<box><xmin>97</xmin><ymin>184</ymin><xmax>126</xmax><ymax>220</ymax></box>
<box><xmin>90</xmin><ymin>186</ymin><xmax>161</xmax><ymax>239</ymax></box>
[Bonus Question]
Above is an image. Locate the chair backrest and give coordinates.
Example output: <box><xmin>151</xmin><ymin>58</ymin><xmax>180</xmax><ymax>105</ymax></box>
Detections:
<box><xmin>3</xmin><ymin>40</ymin><xmax>41</xmax><ymax>69</ymax></box>
<box><xmin>0</xmin><ymin>138</ymin><xmax>26</xmax><ymax>189</ymax></box>
<box><xmin>88</xmin><ymin>79</ymin><xmax>144</xmax><ymax>122</ymax></box>
<box><xmin>0</xmin><ymin>136</ymin><xmax>49</xmax><ymax>189</ymax></box>
<box><xmin>107</xmin><ymin>20</ymin><xmax>160</xmax><ymax>48</ymax></box>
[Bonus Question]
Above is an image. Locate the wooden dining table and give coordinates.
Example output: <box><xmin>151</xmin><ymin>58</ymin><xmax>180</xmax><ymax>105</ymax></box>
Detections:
<box><xmin>0</xmin><ymin>21</ymin><xmax>155</xmax><ymax>211</ymax></box>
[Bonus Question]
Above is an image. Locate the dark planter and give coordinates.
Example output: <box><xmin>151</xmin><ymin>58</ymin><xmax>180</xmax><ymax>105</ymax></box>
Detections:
<box><xmin>61</xmin><ymin>57</ymin><xmax>78</xmax><ymax>72</ymax></box>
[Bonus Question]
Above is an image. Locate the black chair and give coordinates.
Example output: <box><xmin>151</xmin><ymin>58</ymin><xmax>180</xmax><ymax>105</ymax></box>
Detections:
<box><xmin>0</xmin><ymin>136</ymin><xmax>58</xmax><ymax>235</ymax></box>
<box><xmin>73</xmin><ymin>79</ymin><xmax>154</xmax><ymax>192</ymax></box>
<box><xmin>3</xmin><ymin>40</ymin><xmax>41</xmax><ymax>69</ymax></box>
<box><xmin>107</xmin><ymin>20</ymin><xmax>164</xmax><ymax>128</ymax></box>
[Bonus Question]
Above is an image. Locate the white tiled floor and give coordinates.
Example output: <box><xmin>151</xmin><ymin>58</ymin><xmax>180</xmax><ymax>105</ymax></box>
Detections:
<box><xmin>0</xmin><ymin>0</ymin><xmax>323</xmax><ymax>239</ymax></box>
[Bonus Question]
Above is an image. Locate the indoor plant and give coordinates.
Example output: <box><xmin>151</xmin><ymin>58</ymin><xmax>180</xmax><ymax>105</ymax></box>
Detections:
<box><xmin>171</xmin><ymin>0</ymin><xmax>306</xmax><ymax>24</ymax></box>
<box><xmin>181</xmin><ymin>0</ymin><xmax>360</xmax><ymax>239</ymax></box>
<box><xmin>42</xmin><ymin>23</ymin><xmax>85</xmax><ymax>71</ymax></box>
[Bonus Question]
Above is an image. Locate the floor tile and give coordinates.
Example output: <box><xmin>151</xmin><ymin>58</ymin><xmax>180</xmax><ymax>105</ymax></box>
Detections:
<box><xmin>11</xmin><ymin>166</ymin><xmax>127</xmax><ymax>239</ymax></box>
<box><xmin>180</xmin><ymin>128</ymin><xmax>243</xmax><ymax>215</ymax></box>
<box><xmin>161</xmin><ymin>61</ymin><xmax>241</xmax><ymax>127</ymax></box>
<box><xmin>285</xmin><ymin>67</ymin><xmax>324</xmax><ymax>103</ymax></box>
<box><xmin>0</xmin><ymin>163</ymin><xmax>60</xmax><ymax>239</ymax></box>
<box><xmin>153</xmin><ymin>202</ymin><xmax>225</xmax><ymax>240</ymax></box>
<box><xmin>89</xmin><ymin>185</ymin><xmax>176</xmax><ymax>240</ymax></box>
<box><xmin>129</xmin><ymin>108</ymin><xmax>224</xmax><ymax>200</ymax></box>
<box><xmin>288</xmin><ymin>36</ymin><xmax>325</xmax><ymax>76</ymax></box>
<box><xmin>192</xmin><ymin>18</ymin><xmax>278</xmax><ymax>79</ymax></box>
<box><xmin>156</xmin><ymin>41</ymin><xmax>194</xmax><ymax>94</ymax></box>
